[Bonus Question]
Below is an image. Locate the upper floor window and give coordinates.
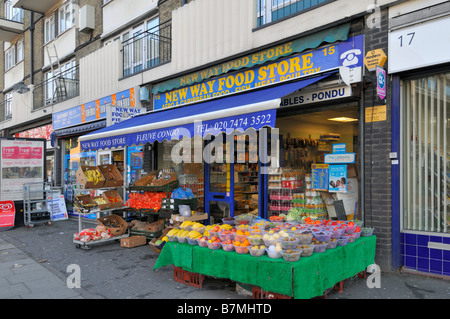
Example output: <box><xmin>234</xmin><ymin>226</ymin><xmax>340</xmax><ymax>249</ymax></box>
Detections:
<box><xmin>4</xmin><ymin>1</ymin><xmax>23</xmax><ymax>23</ymax></box>
<box><xmin>44</xmin><ymin>0</ymin><xmax>75</xmax><ymax>44</ymax></box>
<box><xmin>122</xmin><ymin>16</ymin><xmax>167</xmax><ymax>77</ymax></box>
<box><xmin>5</xmin><ymin>92</ymin><xmax>12</xmax><ymax>120</ymax></box>
<box><xmin>5</xmin><ymin>39</ymin><xmax>24</xmax><ymax>71</ymax></box>
<box><xmin>257</xmin><ymin>0</ymin><xmax>334</xmax><ymax>27</ymax></box>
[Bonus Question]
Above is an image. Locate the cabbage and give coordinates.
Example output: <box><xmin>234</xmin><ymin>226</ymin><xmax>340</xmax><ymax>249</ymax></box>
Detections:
<box><xmin>286</xmin><ymin>208</ymin><xmax>303</xmax><ymax>221</ymax></box>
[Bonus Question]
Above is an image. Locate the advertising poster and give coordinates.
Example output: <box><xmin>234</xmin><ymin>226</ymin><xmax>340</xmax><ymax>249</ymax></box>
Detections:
<box><xmin>47</xmin><ymin>193</ymin><xmax>68</xmax><ymax>221</ymax></box>
<box><xmin>0</xmin><ymin>201</ymin><xmax>15</xmax><ymax>229</ymax></box>
<box><xmin>311</xmin><ymin>164</ymin><xmax>329</xmax><ymax>191</ymax></box>
<box><xmin>328</xmin><ymin>165</ymin><xmax>347</xmax><ymax>193</ymax></box>
<box><xmin>1</xmin><ymin>139</ymin><xmax>44</xmax><ymax>201</ymax></box>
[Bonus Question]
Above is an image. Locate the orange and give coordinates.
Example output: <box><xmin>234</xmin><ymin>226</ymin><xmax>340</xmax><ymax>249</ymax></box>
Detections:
<box><xmin>242</xmin><ymin>240</ymin><xmax>250</xmax><ymax>246</ymax></box>
<box><xmin>236</xmin><ymin>230</ymin><xmax>244</xmax><ymax>235</ymax></box>
<box><xmin>234</xmin><ymin>241</ymin><xmax>241</xmax><ymax>246</ymax></box>
<box><xmin>244</xmin><ymin>231</ymin><xmax>250</xmax><ymax>236</ymax></box>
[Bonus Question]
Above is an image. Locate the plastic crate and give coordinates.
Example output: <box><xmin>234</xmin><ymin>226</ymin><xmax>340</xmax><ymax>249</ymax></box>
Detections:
<box><xmin>174</xmin><ymin>267</ymin><xmax>205</xmax><ymax>288</ymax></box>
<box><xmin>252</xmin><ymin>286</ymin><xmax>293</xmax><ymax>299</ymax></box>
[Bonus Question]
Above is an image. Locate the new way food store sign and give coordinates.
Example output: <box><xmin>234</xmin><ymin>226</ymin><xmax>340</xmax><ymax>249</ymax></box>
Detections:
<box><xmin>154</xmin><ymin>35</ymin><xmax>363</xmax><ymax>110</ymax></box>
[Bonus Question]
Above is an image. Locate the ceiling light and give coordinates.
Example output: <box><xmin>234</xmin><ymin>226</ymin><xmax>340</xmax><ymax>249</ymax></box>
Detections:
<box><xmin>328</xmin><ymin>117</ymin><xmax>359</xmax><ymax>123</ymax></box>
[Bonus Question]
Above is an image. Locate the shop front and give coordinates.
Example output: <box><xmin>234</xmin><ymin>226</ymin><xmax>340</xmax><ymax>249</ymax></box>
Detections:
<box><xmin>79</xmin><ymin>31</ymin><xmax>365</xmax><ymax>226</ymax></box>
<box><xmin>389</xmin><ymin>14</ymin><xmax>450</xmax><ymax>277</ymax></box>
<box><xmin>52</xmin><ymin>88</ymin><xmax>145</xmax><ymax>217</ymax></box>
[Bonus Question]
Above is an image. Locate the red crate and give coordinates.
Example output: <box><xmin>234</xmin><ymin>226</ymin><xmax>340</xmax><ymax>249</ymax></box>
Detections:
<box><xmin>174</xmin><ymin>267</ymin><xmax>205</xmax><ymax>288</ymax></box>
<box><xmin>252</xmin><ymin>286</ymin><xmax>293</xmax><ymax>299</ymax></box>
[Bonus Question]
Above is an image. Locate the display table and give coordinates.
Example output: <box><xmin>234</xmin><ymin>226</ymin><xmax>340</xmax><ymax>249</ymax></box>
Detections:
<box><xmin>153</xmin><ymin>236</ymin><xmax>376</xmax><ymax>299</ymax></box>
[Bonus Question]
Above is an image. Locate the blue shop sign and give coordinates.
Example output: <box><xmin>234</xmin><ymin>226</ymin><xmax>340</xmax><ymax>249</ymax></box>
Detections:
<box><xmin>154</xmin><ymin>35</ymin><xmax>364</xmax><ymax>110</ymax></box>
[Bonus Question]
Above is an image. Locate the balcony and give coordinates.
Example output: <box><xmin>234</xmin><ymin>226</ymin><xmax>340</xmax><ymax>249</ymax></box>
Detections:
<box><xmin>12</xmin><ymin>0</ymin><xmax>58</xmax><ymax>14</ymax></box>
<box><xmin>0</xmin><ymin>2</ymin><xmax>23</xmax><ymax>42</ymax></box>
<box><xmin>33</xmin><ymin>64</ymin><xmax>79</xmax><ymax>111</ymax></box>
<box><xmin>122</xmin><ymin>20</ymin><xmax>172</xmax><ymax>77</ymax></box>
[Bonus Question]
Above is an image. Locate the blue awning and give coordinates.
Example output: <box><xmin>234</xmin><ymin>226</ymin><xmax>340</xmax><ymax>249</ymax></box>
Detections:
<box><xmin>79</xmin><ymin>74</ymin><xmax>332</xmax><ymax>151</ymax></box>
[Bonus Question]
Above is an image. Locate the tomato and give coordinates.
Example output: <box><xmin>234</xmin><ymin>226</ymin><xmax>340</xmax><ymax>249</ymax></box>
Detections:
<box><xmin>126</xmin><ymin>191</ymin><xmax>167</xmax><ymax>211</ymax></box>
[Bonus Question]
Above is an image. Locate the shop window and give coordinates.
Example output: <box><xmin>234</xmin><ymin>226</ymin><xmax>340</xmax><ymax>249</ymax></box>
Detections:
<box><xmin>257</xmin><ymin>0</ymin><xmax>334</xmax><ymax>27</ymax></box>
<box><xmin>402</xmin><ymin>72</ymin><xmax>450</xmax><ymax>233</ymax></box>
<box><xmin>63</xmin><ymin>137</ymin><xmax>97</xmax><ymax>212</ymax></box>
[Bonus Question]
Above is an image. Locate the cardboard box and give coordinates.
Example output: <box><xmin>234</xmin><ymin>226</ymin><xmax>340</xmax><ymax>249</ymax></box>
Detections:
<box><xmin>134</xmin><ymin>171</ymin><xmax>158</xmax><ymax>186</ymax></box>
<box><xmin>121</xmin><ymin>236</ymin><xmax>147</xmax><ymax>248</ymax></box>
<box><xmin>74</xmin><ymin>195</ymin><xmax>97</xmax><ymax>209</ymax></box>
<box><xmin>149</xmin><ymin>227</ymin><xmax>173</xmax><ymax>253</ymax></box>
<box><xmin>102</xmin><ymin>190</ymin><xmax>124</xmax><ymax>208</ymax></box>
<box><xmin>97</xmin><ymin>164</ymin><xmax>124</xmax><ymax>188</ymax></box>
<box><xmin>146</xmin><ymin>219</ymin><xmax>164</xmax><ymax>233</ymax></box>
<box><xmin>76</xmin><ymin>166</ymin><xmax>105</xmax><ymax>189</ymax></box>
<box><xmin>97</xmin><ymin>214</ymin><xmax>127</xmax><ymax>236</ymax></box>
<box><xmin>92</xmin><ymin>194</ymin><xmax>111</xmax><ymax>210</ymax></box>
<box><xmin>170</xmin><ymin>213</ymin><xmax>208</xmax><ymax>223</ymax></box>
<box><xmin>151</xmin><ymin>171</ymin><xmax>177</xmax><ymax>186</ymax></box>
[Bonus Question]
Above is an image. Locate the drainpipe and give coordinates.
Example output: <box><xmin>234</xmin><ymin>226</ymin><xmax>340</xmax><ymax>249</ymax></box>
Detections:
<box><xmin>30</xmin><ymin>11</ymin><xmax>34</xmax><ymax>84</ymax></box>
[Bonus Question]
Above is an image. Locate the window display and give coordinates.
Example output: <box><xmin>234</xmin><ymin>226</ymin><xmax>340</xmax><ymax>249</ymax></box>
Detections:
<box><xmin>402</xmin><ymin>71</ymin><xmax>450</xmax><ymax>233</ymax></box>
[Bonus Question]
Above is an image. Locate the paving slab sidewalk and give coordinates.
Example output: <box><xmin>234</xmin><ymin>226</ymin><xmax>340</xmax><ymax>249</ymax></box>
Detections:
<box><xmin>0</xmin><ymin>238</ymin><xmax>83</xmax><ymax>299</ymax></box>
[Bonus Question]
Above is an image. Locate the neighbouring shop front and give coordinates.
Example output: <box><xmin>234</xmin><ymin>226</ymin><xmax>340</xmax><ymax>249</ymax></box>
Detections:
<box><xmin>79</xmin><ymin>25</ymin><xmax>366</xmax><ymax>225</ymax></box>
<box><xmin>389</xmin><ymin>14</ymin><xmax>450</xmax><ymax>277</ymax></box>
<box><xmin>51</xmin><ymin>87</ymin><xmax>146</xmax><ymax>217</ymax></box>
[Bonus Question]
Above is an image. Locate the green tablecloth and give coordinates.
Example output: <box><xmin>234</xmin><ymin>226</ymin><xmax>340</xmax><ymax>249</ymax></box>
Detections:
<box><xmin>153</xmin><ymin>236</ymin><xmax>376</xmax><ymax>299</ymax></box>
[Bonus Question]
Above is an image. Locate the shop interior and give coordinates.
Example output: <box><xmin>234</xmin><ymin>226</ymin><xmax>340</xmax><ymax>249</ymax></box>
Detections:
<box><xmin>147</xmin><ymin>101</ymin><xmax>361</xmax><ymax>223</ymax></box>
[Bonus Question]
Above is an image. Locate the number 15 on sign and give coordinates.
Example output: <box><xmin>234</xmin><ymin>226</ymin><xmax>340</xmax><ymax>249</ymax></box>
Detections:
<box><xmin>377</xmin><ymin>66</ymin><xmax>386</xmax><ymax>100</ymax></box>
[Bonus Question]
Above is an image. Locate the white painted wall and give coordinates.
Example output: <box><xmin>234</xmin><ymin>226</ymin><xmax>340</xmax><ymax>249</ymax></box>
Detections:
<box><xmin>43</xmin><ymin>27</ymin><xmax>77</xmax><ymax>68</ymax></box>
<box><xmin>4</xmin><ymin>61</ymin><xmax>24</xmax><ymax>91</ymax></box>
<box><xmin>142</xmin><ymin>0</ymin><xmax>401</xmax><ymax>86</ymax></box>
<box><xmin>389</xmin><ymin>0</ymin><xmax>449</xmax><ymax>19</ymax></box>
<box><xmin>102</xmin><ymin>0</ymin><xmax>158</xmax><ymax>38</ymax></box>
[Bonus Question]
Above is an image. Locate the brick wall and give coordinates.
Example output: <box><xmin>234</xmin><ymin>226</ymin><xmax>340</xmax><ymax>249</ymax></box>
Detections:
<box><xmin>363</xmin><ymin>8</ymin><xmax>393</xmax><ymax>271</ymax></box>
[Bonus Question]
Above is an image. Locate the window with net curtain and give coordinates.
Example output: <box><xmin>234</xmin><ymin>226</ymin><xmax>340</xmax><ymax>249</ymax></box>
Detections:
<box><xmin>402</xmin><ymin>72</ymin><xmax>450</xmax><ymax>234</ymax></box>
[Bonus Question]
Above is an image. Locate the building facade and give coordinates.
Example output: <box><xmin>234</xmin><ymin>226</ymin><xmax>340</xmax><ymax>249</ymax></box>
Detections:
<box><xmin>1</xmin><ymin>0</ymin><xmax>449</xmax><ymax>277</ymax></box>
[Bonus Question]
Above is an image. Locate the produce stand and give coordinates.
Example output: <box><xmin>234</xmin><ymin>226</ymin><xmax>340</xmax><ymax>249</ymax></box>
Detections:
<box><xmin>73</xmin><ymin>229</ymin><xmax>130</xmax><ymax>250</ymax></box>
<box><xmin>153</xmin><ymin>235</ymin><xmax>376</xmax><ymax>299</ymax></box>
<box><xmin>72</xmin><ymin>204</ymin><xmax>130</xmax><ymax>249</ymax></box>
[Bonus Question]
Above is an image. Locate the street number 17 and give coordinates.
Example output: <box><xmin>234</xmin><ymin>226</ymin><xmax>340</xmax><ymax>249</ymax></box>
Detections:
<box><xmin>398</xmin><ymin>32</ymin><xmax>415</xmax><ymax>47</ymax></box>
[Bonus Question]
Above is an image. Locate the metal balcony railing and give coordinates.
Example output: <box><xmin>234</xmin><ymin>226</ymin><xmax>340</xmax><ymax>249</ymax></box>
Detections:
<box><xmin>122</xmin><ymin>20</ymin><xmax>172</xmax><ymax>77</ymax></box>
<box><xmin>33</xmin><ymin>65</ymin><xmax>79</xmax><ymax>111</ymax></box>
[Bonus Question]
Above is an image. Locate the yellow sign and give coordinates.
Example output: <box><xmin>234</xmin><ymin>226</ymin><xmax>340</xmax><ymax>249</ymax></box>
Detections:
<box><xmin>364</xmin><ymin>49</ymin><xmax>387</xmax><ymax>71</ymax></box>
<box><xmin>365</xmin><ymin>105</ymin><xmax>387</xmax><ymax>123</ymax></box>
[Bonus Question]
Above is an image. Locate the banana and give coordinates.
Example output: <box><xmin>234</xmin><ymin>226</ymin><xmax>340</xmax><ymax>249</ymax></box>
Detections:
<box><xmin>167</xmin><ymin>229</ymin><xmax>181</xmax><ymax>236</ymax></box>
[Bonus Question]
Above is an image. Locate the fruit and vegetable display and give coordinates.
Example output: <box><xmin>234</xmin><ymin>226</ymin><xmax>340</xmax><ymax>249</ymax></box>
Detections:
<box><xmin>164</xmin><ymin>217</ymin><xmax>372</xmax><ymax>262</ymax></box>
<box><xmin>126</xmin><ymin>191</ymin><xmax>167</xmax><ymax>211</ymax></box>
<box><xmin>83</xmin><ymin>169</ymin><xmax>104</xmax><ymax>185</ymax></box>
<box><xmin>93</xmin><ymin>197</ymin><xmax>108</xmax><ymax>205</ymax></box>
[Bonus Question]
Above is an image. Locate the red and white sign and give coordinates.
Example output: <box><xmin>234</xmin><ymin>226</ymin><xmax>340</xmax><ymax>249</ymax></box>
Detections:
<box><xmin>14</xmin><ymin>124</ymin><xmax>53</xmax><ymax>140</ymax></box>
<box><xmin>0</xmin><ymin>201</ymin><xmax>15</xmax><ymax>228</ymax></box>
